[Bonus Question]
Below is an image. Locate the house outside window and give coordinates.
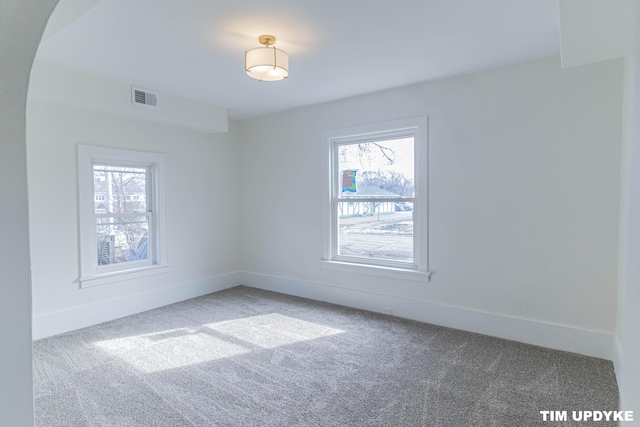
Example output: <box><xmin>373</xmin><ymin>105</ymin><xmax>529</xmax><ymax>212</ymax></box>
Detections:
<box><xmin>77</xmin><ymin>145</ymin><xmax>169</xmax><ymax>287</ymax></box>
<box><xmin>322</xmin><ymin>117</ymin><xmax>430</xmax><ymax>282</ymax></box>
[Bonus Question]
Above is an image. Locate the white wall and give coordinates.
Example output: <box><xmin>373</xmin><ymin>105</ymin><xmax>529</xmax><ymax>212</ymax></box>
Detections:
<box><xmin>27</xmin><ymin>96</ymin><xmax>241</xmax><ymax>338</ymax></box>
<box><xmin>239</xmin><ymin>56</ymin><xmax>624</xmax><ymax>358</ymax></box>
<box><xmin>30</xmin><ymin>61</ymin><xmax>228</xmax><ymax>134</ymax></box>
<box><xmin>558</xmin><ymin>0</ymin><xmax>638</xmax><ymax>415</ymax></box>
<box><xmin>0</xmin><ymin>2</ymin><xmax>57</xmax><ymax>425</ymax></box>
<box><xmin>616</xmin><ymin>2</ymin><xmax>640</xmax><ymax>417</ymax></box>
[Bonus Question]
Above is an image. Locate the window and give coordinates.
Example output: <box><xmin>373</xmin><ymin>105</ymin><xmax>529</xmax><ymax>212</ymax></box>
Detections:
<box><xmin>78</xmin><ymin>145</ymin><xmax>169</xmax><ymax>287</ymax></box>
<box><xmin>322</xmin><ymin>117</ymin><xmax>430</xmax><ymax>281</ymax></box>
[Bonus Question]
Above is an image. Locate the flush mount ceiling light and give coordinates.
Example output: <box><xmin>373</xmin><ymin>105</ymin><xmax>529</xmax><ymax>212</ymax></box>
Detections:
<box><xmin>245</xmin><ymin>35</ymin><xmax>289</xmax><ymax>82</ymax></box>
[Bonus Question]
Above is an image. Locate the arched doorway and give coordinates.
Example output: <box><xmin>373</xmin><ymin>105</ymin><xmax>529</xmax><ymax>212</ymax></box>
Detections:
<box><xmin>0</xmin><ymin>2</ymin><xmax>58</xmax><ymax>425</ymax></box>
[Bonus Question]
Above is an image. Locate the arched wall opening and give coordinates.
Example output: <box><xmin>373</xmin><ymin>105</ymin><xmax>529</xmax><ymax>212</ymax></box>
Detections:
<box><xmin>0</xmin><ymin>2</ymin><xmax>58</xmax><ymax>425</ymax></box>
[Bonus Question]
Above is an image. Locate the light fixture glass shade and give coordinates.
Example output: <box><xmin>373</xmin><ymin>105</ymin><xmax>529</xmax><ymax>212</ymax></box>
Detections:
<box><xmin>245</xmin><ymin>46</ymin><xmax>289</xmax><ymax>81</ymax></box>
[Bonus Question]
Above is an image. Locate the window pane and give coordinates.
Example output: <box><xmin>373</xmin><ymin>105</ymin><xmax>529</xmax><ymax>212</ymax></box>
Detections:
<box><xmin>338</xmin><ymin>137</ymin><xmax>414</xmax><ymax>198</ymax></box>
<box><xmin>94</xmin><ymin>165</ymin><xmax>147</xmax><ymax>214</ymax></box>
<box><xmin>97</xmin><ymin>216</ymin><xmax>150</xmax><ymax>265</ymax></box>
<box><xmin>337</xmin><ymin>201</ymin><xmax>413</xmax><ymax>263</ymax></box>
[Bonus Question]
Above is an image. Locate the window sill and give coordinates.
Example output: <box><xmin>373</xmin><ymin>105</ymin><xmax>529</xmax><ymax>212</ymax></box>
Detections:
<box><xmin>320</xmin><ymin>260</ymin><xmax>431</xmax><ymax>282</ymax></box>
<box><xmin>79</xmin><ymin>264</ymin><xmax>170</xmax><ymax>288</ymax></box>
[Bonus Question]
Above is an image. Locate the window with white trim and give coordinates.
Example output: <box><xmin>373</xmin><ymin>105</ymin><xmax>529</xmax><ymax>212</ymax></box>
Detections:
<box><xmin>322</xmin><ymin>117</ymin><xmax>430</xmax><ymax>281</ymax></box>
<box><xmin>78</xmin><ymin>145</ymin><xmax>169</xmax><ymax>287</ymax></box>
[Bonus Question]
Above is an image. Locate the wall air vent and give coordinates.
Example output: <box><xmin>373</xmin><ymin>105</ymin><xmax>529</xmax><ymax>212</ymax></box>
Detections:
<box><xmin>131</xmin><ymin>87</ymin><xmax>159</xmax><ymax>109</ymax></box>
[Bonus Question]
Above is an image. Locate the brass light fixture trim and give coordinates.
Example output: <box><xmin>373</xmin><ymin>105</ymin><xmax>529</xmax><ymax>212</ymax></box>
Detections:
<box><xmin>258</xmin><ymin>35</ymin><xmax>276</xmax><ymax>47</ymax></box>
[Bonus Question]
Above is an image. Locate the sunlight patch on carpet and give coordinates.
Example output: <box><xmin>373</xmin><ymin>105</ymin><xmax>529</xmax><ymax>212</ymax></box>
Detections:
<box><xmin>204</xmin><ymin>313</ymin><xmax>344</xmax><ymax>349</ymax></box>
<box><xmin>94</xmin><ymin>328</ymin><xmax>250</xmax><ymax>372</ymax></box>
<box><xmin>93</xmin><ymin>313</ymin><xmax>344</xmax><ymax>372</ymax></box>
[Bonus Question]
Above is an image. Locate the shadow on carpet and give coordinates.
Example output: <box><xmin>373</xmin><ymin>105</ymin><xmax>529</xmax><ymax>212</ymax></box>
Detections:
<box><xmin>33</xmin><ymin>286</ymin><xmax>619</xmax><ymax>426</ymax></box>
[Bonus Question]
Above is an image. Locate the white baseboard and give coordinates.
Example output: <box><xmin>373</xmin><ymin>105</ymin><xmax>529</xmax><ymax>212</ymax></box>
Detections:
<box><xmin>612</xmin><ymin>335</ymin><xmax>627</xmax><ymax>409</ymax></box>
<box><xmin>33</xmin><ymin>270</ymin><xmax>614</xmax><ymax>361</ymax></box>
<box><xmin>613</xmin><ymin>334</ymin><xmax>624</xmax><ymax>379</ymax></box>
<box><xmin>32</xmin><ymin>272</ymin><xmax>241</xmax><ymax>340</ymax></box>
<box><xmin>239</xmin><ymin>271</ymin><xmax>614</xmax><ymax>360</ymax></box>
<box><xmin>613</xmin><ymin>335</ymin><xmax>640</xmax><ymax>415</ymax></box>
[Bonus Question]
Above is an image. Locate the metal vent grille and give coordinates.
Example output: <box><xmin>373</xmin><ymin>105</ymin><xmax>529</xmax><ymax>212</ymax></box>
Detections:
<box><xmin>131</xmin><ymin>87</ymin><xmax>158</xmax><ymax>108</ymax></box>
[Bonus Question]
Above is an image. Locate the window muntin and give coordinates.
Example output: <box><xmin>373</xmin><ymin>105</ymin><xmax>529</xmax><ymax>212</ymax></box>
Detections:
<box><xmin>322</xmin><ymin>117</ymin><xmax>429</xmax><ymax>279</ymax></box>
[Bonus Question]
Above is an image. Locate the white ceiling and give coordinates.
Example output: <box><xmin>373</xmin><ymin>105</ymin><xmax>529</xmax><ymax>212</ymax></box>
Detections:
<box><xmin>36</xmin><ymin>0</ymin><xmax>560</xmax><ymax>120</ymax></box>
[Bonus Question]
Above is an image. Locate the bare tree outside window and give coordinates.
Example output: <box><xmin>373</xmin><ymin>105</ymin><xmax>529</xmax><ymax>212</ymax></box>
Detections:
<box><xmin>336</xmin><ymin>137</ymin><xmax>415</xmax><ymax>263</ymax></box>
<box><xmin>94</xmin><ymin>165</ymin><xmax>150</xmax><ymax>265</ymax></box>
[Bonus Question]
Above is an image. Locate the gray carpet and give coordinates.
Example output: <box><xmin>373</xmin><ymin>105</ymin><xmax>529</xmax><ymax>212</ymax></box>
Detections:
<box><xmin>33</xmin><ymin>286</ymin><xmax>619</xmax><ymax>426</ymax></box>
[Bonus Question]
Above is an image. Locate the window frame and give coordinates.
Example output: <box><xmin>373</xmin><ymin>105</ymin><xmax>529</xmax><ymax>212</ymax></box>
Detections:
<box><xmin>77</xmin><ymin>145</ymin><xmax>169</xmax><ymax>288</ymax></box>
<box><xmin>321</xmin><ymin>117</ymin><xmax>430</xmax><ymax>282</ymax></box>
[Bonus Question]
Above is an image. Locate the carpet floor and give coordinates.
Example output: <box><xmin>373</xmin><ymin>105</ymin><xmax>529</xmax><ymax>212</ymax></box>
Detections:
<box><xmin>33</xmin><ymin>286</ymin><xmax>619</xmax><ymax>426</ymax></box>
